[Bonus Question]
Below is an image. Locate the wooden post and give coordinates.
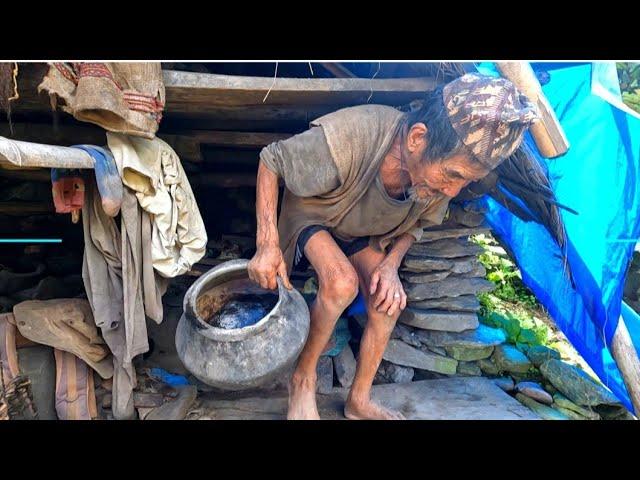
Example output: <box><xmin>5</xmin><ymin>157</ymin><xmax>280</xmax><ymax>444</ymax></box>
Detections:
<box><xmin>0</xmin><ymin>136</ymin><xmax>94</xmax><ymax>169</ymax></box>
<box><xmin>611</xmin><ymin>315</ymin><xmax>640</xmax><ymax>415</ymax></box>
<box><xmin>495</xmin><ymin>62</ymin><xmax>570</xmax><ymax>158</ymax></box>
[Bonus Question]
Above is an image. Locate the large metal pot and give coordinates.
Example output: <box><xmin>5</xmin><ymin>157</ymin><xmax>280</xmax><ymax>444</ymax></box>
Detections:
<box><xmin>175</xmin><ymin>259</ymin><xmax>310</xmax><ymax>390</ymax></box>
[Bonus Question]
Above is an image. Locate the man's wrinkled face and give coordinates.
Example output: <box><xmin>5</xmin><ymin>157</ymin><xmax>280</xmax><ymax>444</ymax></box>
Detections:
<box><xmin>410</xmin><ymin>154</ymin><xmax>490</xmax><ymax>199</ymax></box>
<box><xmin>402</xmin><ymin>122</ymin><xmax>491</xmax><ymax>200</ymax></box>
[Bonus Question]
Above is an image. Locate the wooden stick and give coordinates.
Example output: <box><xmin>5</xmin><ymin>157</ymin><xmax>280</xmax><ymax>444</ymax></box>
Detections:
<box><xmin>0</xmin><ymin>136</ymin><xmax>94</xmax><ymax>169</ymax></box>
<box><xmin>611</xmin><ymin>315</ymin><xmax>640</xmax><ymax>415</ymax></box>
<box><xmin>495</xmin><ymin>62</ymin><xmax>570</xmax><ymax>158</ymax></box>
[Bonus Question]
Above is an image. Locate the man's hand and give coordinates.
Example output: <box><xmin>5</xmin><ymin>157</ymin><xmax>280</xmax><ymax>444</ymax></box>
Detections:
<box><xmin>369</xmin><ymin>261</ymin><xmax>407</xmax><ymax>317</ymax></box>
<box><xmin>248</xmin><ymin>244</ymin><xmax>293</xmax><ymax>291</ymax></box>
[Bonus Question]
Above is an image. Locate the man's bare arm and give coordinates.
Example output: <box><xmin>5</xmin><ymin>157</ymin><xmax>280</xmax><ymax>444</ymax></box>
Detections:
<box><xmin>248</xmin><ymin>162</ymin><xmax>293</xmax><ymax>290</ymax></box>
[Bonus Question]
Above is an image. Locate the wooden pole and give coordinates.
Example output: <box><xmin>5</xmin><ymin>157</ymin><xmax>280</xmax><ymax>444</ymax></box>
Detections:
<box><xmin>611</xmin><ymin>315</ymin><xmax>640</xmax><ymax>415</ymax></box>
<box><xmin>495</xmin><ymin>62</ymin><xmax>570</xmax><ymax>158</ymax></box>
<box><xmin>0</xmin><ymin>136</ymin><xmax>94</xmax><ymax>169</ymax></box>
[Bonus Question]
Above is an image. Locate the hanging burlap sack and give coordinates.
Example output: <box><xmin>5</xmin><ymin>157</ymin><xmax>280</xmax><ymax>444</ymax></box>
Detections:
<box><xmin>38</xmin><ymin>62</ymin><xmax>165</xmax><ymax>139</ymax></box>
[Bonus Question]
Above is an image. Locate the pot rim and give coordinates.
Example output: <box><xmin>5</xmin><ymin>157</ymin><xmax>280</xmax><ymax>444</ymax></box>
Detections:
<box><xmin>183</xmin><ymin>258</ymin><xmax>286</xmax><ymax>342</ymax></box>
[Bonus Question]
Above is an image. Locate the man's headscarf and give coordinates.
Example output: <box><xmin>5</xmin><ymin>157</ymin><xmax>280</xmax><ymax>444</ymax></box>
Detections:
<box><xmin>443</xmin><ymin>73</ymin><xmax>540</xmax><ymax>169</ymax></box>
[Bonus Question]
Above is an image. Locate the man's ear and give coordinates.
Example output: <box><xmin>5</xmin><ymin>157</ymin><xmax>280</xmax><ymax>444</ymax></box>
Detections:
<box><xmin>407</xmin><ymin>123</ymin><xmax>428</xmax><ymax>154</ymax></box>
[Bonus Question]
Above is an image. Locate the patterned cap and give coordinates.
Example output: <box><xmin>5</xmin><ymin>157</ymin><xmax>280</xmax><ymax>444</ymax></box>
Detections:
<box><xmin>443</xmin><ymin>73</ymin><xmax>540</xmax><ymax>169</ymax></box>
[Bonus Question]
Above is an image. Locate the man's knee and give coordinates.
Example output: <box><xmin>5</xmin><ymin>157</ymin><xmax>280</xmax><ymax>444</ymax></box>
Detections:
<box><xmin>319</xmin><ymin>263</ymin><xmax>359</xmax><ymax>308</ymax></box>
<box><xmin>366</xmin><ymin>302</ymin><xmax>401</xmax><ymax>333</ymax></box>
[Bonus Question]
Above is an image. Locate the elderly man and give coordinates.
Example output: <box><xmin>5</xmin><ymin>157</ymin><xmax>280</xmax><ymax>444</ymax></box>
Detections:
<box><xmin>249</xmin><ymin>73</ymin><xmax>539</xmax><ymax>420</ymax></box>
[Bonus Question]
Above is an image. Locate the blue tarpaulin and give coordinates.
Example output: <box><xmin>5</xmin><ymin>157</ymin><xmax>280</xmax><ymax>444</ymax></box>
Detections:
<box><xmin>476</xmin><ymin>62</ymin><xmax>640</xmax><ymax>413</ymax></box>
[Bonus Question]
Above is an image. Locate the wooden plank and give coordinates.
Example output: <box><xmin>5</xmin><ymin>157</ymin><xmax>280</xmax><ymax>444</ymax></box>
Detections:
<box><xmin>0</xmin><ymin>167</ymin><xmax>50</xmax><ymax>182</ymax></box>
<box><xmin>162</xmin><ymin>69</ymin><xmax>437</xmax><ymax>111</ymax></box>
<box><xmin>0</xmin><ymin>202</ymin><xmax>53</xmax><ymax>215</ymax></box>
<box><xmin>190</xmin><ymin>173</ymin><xmax>282</xmax><ymax>188</ymax></box>
<box><xmin>180</xmin><ymin>130</ymin><xmax>291</xmax><ymax>148</ymax></box>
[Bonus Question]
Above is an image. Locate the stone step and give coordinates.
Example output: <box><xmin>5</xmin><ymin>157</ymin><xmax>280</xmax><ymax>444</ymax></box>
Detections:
<box><xmin>408</xmin><ymin>295</ymin><xmax>480</xmax><ymax>313</ymax></box>
<box><xmin>382</xmin><ymin>339</ymin><xmax>458</xmax><ymax>375</ymax></box>
<box><xmin>408</xmin><ymin>238</ymin><xmax>483</xmax><ymax>259</ymax></box>
<box><xmin>418</xmin><ymin>226</ymin><xmax>490</xmax><ymax>243</ymax></box>
<box><xmin>404</xmin><ymin>277</ymin><xmax>494</xmax><ymax>301</ymax></box>
<box><xmin>399</xmin><ymin>308</ymin><xmax>479</xmax><ymax>333</ymax></box>
<box><xmin>402</xmin><ymin>255</ymin><xmax>479</xmax><ymax>274</ymax></box>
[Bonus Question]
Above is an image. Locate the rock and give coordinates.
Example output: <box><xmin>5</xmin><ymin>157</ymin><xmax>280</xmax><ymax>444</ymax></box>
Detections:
<box><xmin>0</xmin><ymin>262</ymin><xmax>46</xmax><ymax>296</ymax></box>
<box><xmin>383</xmin><ymin>339</ymin><xmax>458</xmax><ymax>375</ymax></box>
<box><xmin>145</xmin><ymin>385</ymin><xmax>198</xmax><ymax>421</ymax></box>
<box><xmin>415</xmin><ymin>324</ymin><xmax>506</xmax><ymax>349</ymax></box>
<box><xmin>459</xmin><ymin>263</ymin><xmax>487</xmax><ymax>278</ymax></box>
<box><xmin>333</xmin><ymin>345</ymin><xmax>357</xmax><ymax>388</ymax></box>
<box><xmin>492</xmin><ymin>345</ymin><xmax>533</xmax><ymax>374</ymax></box>
<box><xmin>302</xmin><ymin>277</ymin><xmax>318</xmax><ymax>295</ymax></box>
<box><xmin>425</xmin><ymin>345</ymin><xmax>448</xmax><ymax>357</ymax></box>
<box><xmin>552</xmin><ymin>393</ymin><xmax>601</xmax><ymax>420</ymax></box>
<box><xmin>408</xmin><ymin>238</ymin><xmax>483</xmax><ymax>259</ymax></box>
<box><xmin>540</xmin><ymin>359</ymin><xmax>620</xmax><ymax>407</ymax></box>
<box><xmin>510</xmin><ymin>371</ymin><xmax>543</xmax><ymax>385</ymax></box>
<box><xmin>16</xmin><ymin>345</ymin><xmax>57</xmax><ymax>420</ymax></box>
<box><xmin>478</xmin><ymin>358</ymin><xmax>501</xmax><ymax>376</ymax></box>
<box><xmin>391</xmin><ymin>323</ymin><xmax>422</xmax><ymax>347</ymax></box>
<box><xmin>515</xmin><ymin>393</ymin><xmax>570</xmax><ymax>420</ymax></box>
<box><xmin>421</xmin><ymin>330</ymin><xmax>499</xmax><ymax>359</ymax></box>
<box><xmin>316</xmin><ymin>356</ymin><xmax>334</xmax><ymax>394</ymax></box>
<box><xmin>402</xmin><ymin>255</ymin><xmax>453</xmax><ymax>272</ymax></box>
<box><xmin>555</xmin><ymin>406</ymin><xmax>589</xmax><ymax>420</ymax></box>
<box><xmin>385</xmin><ymin>363</ymin><xmax>415</xmax><ymax>383</ymax></box>
<box><xmin>409</xmin><ymin>295</ymin><xmax>480</xmax><ymax>313</ymax></box>
<box><xmin>445</xmin><ymin>345</ymin><xmax>494</xmax><ymax>362</ymax></box>
<box><xmin>402</xmin><ymin>255</ymin><xmax>479</xmax><ymax>274</ymax></box>
<box><xmin>526</xmin><ymin>345</ymin><xmax>561</xmax><ymax>367</ymax></box>
<box><xmin>493</xmin><ymin>376</ymin><xmax>515</xmax><ymax>392</ymax></box>
<box><xmin>399</xmin><ymin>271</ymin><xmax>451</xmax><ymax>284</ymax></box>
<box><xmin>404</xmin><ymin>277</ymin><xmax>494</xmax><ymax>302</ymax></box>
<box><xmin>457</xmin><ymin>361</ymin><xmax>482</xmax><ymax>376</ymax></box>
<box><xmin>595</xmin><ymin>404</ymin><xmax>636</xmax><ymax>420</ymax></box>
<box><xmin>399</xmin><ymin>308</ymin><xmax>479</xmax><ymax>332</ymax></box>
<box><xmin>146</xmin><ymin>306</ymin><xmax>189</xmax><ymax>376</ymax></box>
<box><xmin>13</xmin><ymin>275</ymin><xmax>85</xmax><ymax>302</ymax></box>
<box><xmin>418</xmin><ymin>227</ymin><xmax>491</xmax><ymax>242</ymax></box>
<box><xmin>543</xmin><ymin>383</ymin><xmax>558</xmax><ymax>395</ymax></box>
<box><xmin>515</xmin><ymin>381</ymin><xmax>553</xmax><ymax>405</ymax></box>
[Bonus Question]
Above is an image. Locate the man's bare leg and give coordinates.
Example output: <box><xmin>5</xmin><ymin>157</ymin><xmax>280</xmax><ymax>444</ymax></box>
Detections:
<box><xmin>344</xmin><ymin>246</ymin><xmax>405</xmax><ymax>420</ymax></box>
<box><xmin>288</xmin><ymin>230</ymin><xmax>359</xmax><ymax>420</ymax></box>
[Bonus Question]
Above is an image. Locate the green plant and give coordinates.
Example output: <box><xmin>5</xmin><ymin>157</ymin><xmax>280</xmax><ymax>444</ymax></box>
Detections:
<box><xmin>473</xmin><ymin>234</ymin><xmax>551</xmax><ymax>347</ymax></box>
<box><xmin>617</xmin><ymin>62</ymin><xmax>640</xmax><ymax>114</ymax></box>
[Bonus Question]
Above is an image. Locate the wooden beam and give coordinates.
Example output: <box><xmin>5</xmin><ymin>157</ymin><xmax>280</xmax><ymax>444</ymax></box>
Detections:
<box><xmin>162</xmin><ymin>69</ymin><xmax>437</xmax><ymax>111</ymax></box>
<box><xmin>179</xmin><ymin>130</ymin><xmax>291</xmax><ymax>148</ymax></box>
<box><xmin>0</xmin><ymin>202</ymin><xmax>53</xmax><ymax>215</ymax></box>
<box><xmin>495</xmin><ymin>62</ymin><xmax>570</xmax><ymax>158</ymax></box>
<box><xmin>611</xmin><ymin>316</ymin><xmax>640</xmax><ymax>415</ymax></box>
<box><xmin>189</xmin><ymin>173</ymin><xmax>282</xmax><ymax>188</ymax></box>
<box><xmin>0</xmin><ymin>136</ymin><xmax>94</xmax><ymax>169</ymax></box>
<box><xmin>0</xmin><ymin>167</ymin><xmax>50</xmax><ymax>182</ymax></box>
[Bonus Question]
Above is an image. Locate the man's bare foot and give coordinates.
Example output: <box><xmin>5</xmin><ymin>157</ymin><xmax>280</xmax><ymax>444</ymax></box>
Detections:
<box><xmin>344</xmin><ymin>399</ymin><xmax>406</xmax><ymax>420</ymax></box>
<box><xmin>287</xmin><ymin>373</ymin><xmax>321</xmax><ymax>420</ymax></box>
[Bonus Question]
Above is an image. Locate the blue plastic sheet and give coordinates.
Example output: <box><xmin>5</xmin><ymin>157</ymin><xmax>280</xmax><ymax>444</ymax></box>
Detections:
<box><xmin>476</xmin><ymin>62</ymin><xmax>640</xmax><ymax>412</ymax></box>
